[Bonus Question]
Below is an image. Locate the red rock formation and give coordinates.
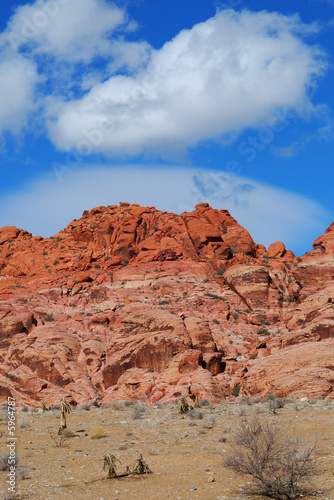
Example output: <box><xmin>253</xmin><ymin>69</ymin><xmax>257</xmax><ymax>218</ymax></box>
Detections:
<box><xmin>0</xmin><ymin>203</ymin><xmax>333</xmax><ymax>406</ymax></box>
<box><xmin>267</xmin><ymin>241</ymin><xmax>286</xmax><ymax>258</ymax></box>
<box><xmin>242</xmin><ymin>339</ymin><xmax>334</xmax><ymax>399</ymax></box>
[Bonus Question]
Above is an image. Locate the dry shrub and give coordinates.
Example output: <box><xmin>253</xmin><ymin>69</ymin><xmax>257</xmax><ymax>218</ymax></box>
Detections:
<box><xmin>201</xmin><ymin>415</ymin><xmax>215</xmax><ymax>429</ymax></box>
<box><xmin>238</xmin><ymin>396</ymin><xmax>251</xmax><ymax>405</ymax></box>
<box><xmin>17</xmin><ymin>465</ymin><xmax>31</xmax><ymax>480</ymax></box>
<box><xmin>61</xmin><ymin>428</ymin><xmax>77</xmax><ymax>438</ymax></box>
<box><xmin>264</xmin><ymin>394</ymin><xmax>287</xmax><ymax>414</ymax></box>
<box><xmin>223</xmin><ymin>417</ymin><xmax>317</xmax><ymax>499</ymax></box>
<box><xmin>131</xmin><ymin>403</ymin><xmax>146</xmax><ymax>420</ymax></box>
<box><xmin>0</xmin><ymin>452</ymin><xmax>19</xmax><ymax>471</ymax></box>
<box><xmin>199</xmin><ymin>399</ymin><xmax>211</xmax><ymax>408</ymax></box>
<box><xmin>111</xmin><ymin>401</ymin><xmax>132</xmax><ymax>411</ymax></box>
<box><xmin>188</xmin><ymin>409</ymin><xmax>203</xmax><ymax>420</ymax></box>
<box><xmin>90</xmin><ymin>425</ymin><xmax>106</xmax><ymax>439</ymax></box>
<box><xmin>48</xmin><ymin>430</ymin><xmax>69</xmax><ymax>448</ymax></box>
<box><xmin>80</xmin><ymin>402</ymin><xmax>91</xmax><ymax>411</ymax></box>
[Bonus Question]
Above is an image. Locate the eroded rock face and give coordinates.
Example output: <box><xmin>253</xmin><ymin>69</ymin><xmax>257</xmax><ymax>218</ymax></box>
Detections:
<box><xmin>0</xmin><ymin>203</ymin><xmax>333</xmax><ymax>406</ymax></box>
<box><xmin>242</xmin><ymin>339</ymin><xmax>334</xmax><ymax>399</ymax></box>
<box><xmin>223</xmin><ymin>265</ymin><xmax>270</xmax><ymax>311</ymax></box>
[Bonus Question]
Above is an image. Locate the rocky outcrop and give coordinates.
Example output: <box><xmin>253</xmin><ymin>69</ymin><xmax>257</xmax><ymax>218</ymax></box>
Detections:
<box><xmin>223</xmin><ymin>265</ymin><xmax>270</xmax><ymax>311</ymax></box>
<box><xmin>242</xmin><ymin>339</ymin><xmax>334</xmax><ymax>399</ymax></box>
<box><xmin>0</xmin><ymin>203</ymin><xmax>333</xmax><ymax>406</ymax></box>
<box><xmin>267</xmin><ymin>241</ymin><xmax>286</xmax><ymax>258</ymax></box>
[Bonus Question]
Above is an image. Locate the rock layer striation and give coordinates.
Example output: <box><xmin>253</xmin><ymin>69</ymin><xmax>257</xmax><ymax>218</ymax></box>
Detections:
<box><xmin>0</xmin><ymin>203</ymin><xmax>333</xmax><ymax>406</ymax></box>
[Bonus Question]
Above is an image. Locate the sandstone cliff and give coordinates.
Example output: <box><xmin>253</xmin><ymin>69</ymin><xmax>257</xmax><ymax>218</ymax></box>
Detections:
<box><xmin>0</xmin><ymin>203</ymin><xmax>333</xmax><ymax>407</ymax></box>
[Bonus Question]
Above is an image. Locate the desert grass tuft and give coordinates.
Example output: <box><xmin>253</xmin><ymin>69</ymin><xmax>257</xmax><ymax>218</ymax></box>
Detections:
<box><xmin>61</xmin><ymin>428</ymin><xmax>77</xmax><ymax>438</ymax></box>
<box><xmin>90</xmin><ymin>424</ymin><xmax>106</xmax><ymax>439</ymax></box>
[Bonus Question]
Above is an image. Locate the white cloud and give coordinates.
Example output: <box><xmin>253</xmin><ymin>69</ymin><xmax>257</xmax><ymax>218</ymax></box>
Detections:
<box><xmin>5</xmin><ymin>0</ymin><xmax>127</xmax><ymax>62</ymax></box>
<box><xmin>0</xmin><ymin>52</ymin><xmax>38</xmax><ymax>135</ymax></box>
<box><xmin>0</xmin><ymin>166</ymin><xmax>329</xmax><ymax>255</ymax></box>
<box><xmin>108</xmin><ymin>40</ymin><xmax>152</xmax><ymax>74</ymax></box>
<box><xmin>0</xmin><ymin>5</ymin><xmax>328</xmax><ymax>152</ymax></box>
<box><xmin>46</xmin><ymin>9</ymin><xmax>326</xmax><ymax>156</ymax></box>
<box><xmin>0</xmin><ymin>0</ymin><xmax>129</xmax><ymax>136</ymax></box>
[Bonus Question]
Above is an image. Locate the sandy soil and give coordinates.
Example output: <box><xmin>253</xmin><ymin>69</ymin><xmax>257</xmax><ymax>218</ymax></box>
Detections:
<box><xmin>1</xmin><ymin>399</ymin><xmax>334</xmax><ymax>500</ymax></box>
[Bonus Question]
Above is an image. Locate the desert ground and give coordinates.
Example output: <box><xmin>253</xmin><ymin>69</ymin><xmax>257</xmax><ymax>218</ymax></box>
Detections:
<box><xmin>1</xmin><ymin>398</ymin><xmax>334</xmax><ymax>500</ymax></box>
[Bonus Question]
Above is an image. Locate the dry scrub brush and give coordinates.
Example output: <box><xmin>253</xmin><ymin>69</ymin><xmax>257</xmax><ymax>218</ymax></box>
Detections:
<box><xmin>264</xmin><ymin>394</ymin><xmax>287</xmax><ymax>414</ymax></box>
<box><xmin>48</xmin><ymin>429</ymin><xmax>71</xmax><ymax>448</ymax></box>
<box><xmin>90</xmin><ymin>425</ymin><xmax>106</xmax><ymax>439</ymax></box>
<box><xmin>131</xmin><ymin>403</ymin><xmax>146</xmax><ymax>420</ymax></box>
<box><xmin>223</xmin><ymin>417</ymin><xmax>317</xmax><ymax>500</ymax></box>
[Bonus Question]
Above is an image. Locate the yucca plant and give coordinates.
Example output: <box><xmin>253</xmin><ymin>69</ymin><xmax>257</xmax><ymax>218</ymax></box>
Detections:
<box><xmin>103</xmin><ymin>454</ymin><xmax>121</xmax><ymax>479</ymax></box>
<box><xmin>41</xmin><ymin>400</ymin><xmax>48</xmax><ymax>412</ymax></box>
<box><xmin>58</xmin><ymin>399</ymin><xmax>71</xmax><ymax>435</ymax></box>
<box><xmin>178</xmin><ymin>394</ymin><xmax>190</xmax><ymax>414</ymax></box>
<box><xmin>132</xmin><ymin>454</ymin><xmax>152</xmax><ymax>475</ymax></box>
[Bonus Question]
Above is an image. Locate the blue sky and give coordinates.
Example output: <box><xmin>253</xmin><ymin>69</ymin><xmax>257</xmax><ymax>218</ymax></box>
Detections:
<box><xmin>0</xmin><ymin>0</ymin><xmax>333</xmax><ymax>255</ymax></box>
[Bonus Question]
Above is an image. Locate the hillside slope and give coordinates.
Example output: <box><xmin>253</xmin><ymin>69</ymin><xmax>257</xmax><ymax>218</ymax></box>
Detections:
<box><xmin>0</xmin><ymin>202</ymin><xmax>333</xmax><ymax>407</ymax></box>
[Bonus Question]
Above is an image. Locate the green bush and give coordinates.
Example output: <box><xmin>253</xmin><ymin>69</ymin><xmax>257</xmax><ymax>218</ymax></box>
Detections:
<box><xmin>204</xmin><ymin>292</ymin><xmax>225</xmax><ymax>301</ymax></box>
<box><xmin>257</xmin><ymin>328</ymin><xmax>270</xmax><ymax>335</ymax></box>
<box><xmin>232</xmin><ymin>385</ymin><xmax>241</xmax><ymax>397</ymax></box>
